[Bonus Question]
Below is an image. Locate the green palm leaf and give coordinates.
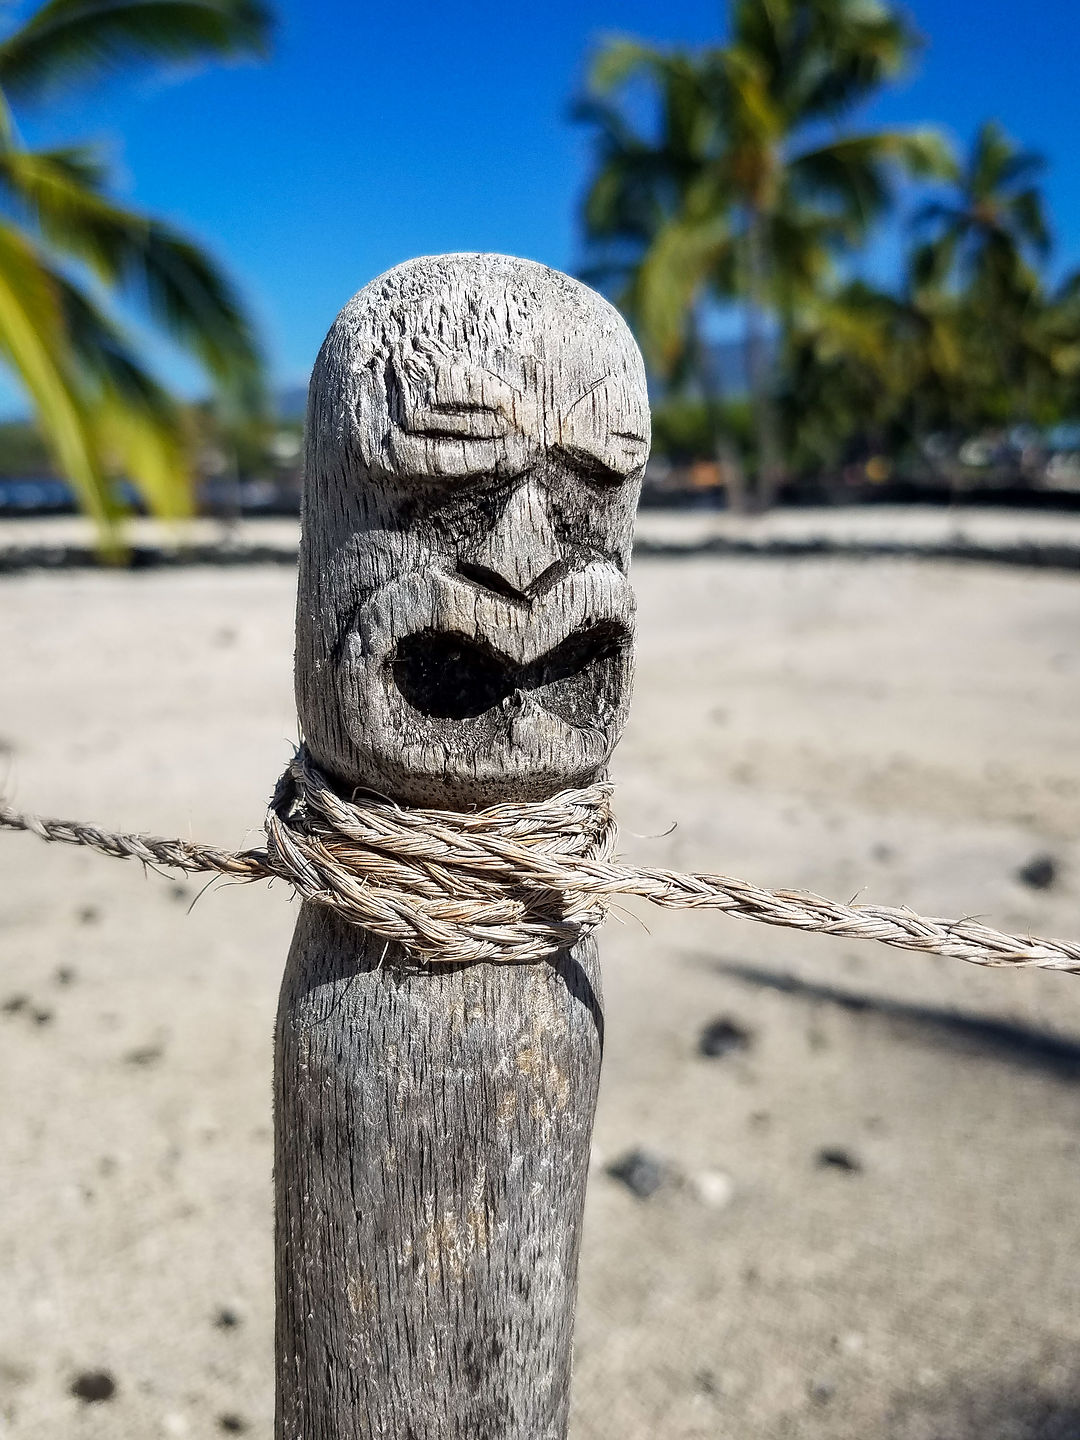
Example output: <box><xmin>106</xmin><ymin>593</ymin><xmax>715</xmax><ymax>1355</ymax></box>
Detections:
<box><xmin>0</xmin><ymin>0</ymin><xmax>270</xmax><ymax>100</ymax></box>
<box><xmin>0</xmin><ymin>221</ymin><xmax>120</xmax><ymax>542</ymax></box>
<box><xmin>791</xmin><ymin>128</ymin><xmax>953</xmax><ymax>231</ymax></box>
<box><xmin>0</xmin><ymin>0</ymin><xmax>268</xmax><ymax>556</ymax></box>
<box><xmin>630</xmin><ymin>210</ymin><xmax>733</xmax><ymax>375</ymax></box>
<box><xmin>914</xmin><ymin>122</ymin><xmax>1051</xmax><ymax>298</ymax></box>
<box><xmin>51</xmin><ymin>271</ymin><xmax>193</xmax><ymax>520</ymax></box>
<box><xmin>0</xmin><ymin>145</ymin><xmax>261</xmax><ymax>398</ymax></box>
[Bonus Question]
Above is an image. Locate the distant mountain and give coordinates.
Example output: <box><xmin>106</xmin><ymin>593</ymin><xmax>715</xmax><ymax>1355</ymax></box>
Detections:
<box><xmin>275</xmin><ymin>383</ymin><xmax>308</xmax><ymax>422</ymax></box>
<box><xmin>656</xmin><ymin>338</ymin><xmax>777</xmax><ymax>400</ymax></box>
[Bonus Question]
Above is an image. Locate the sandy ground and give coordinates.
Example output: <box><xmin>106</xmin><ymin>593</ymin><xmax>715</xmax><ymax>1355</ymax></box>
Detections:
<box><xmin>2</xmin><ymin>545</ymin><xmax>1080</xmax><ymax>1438</ymax></box>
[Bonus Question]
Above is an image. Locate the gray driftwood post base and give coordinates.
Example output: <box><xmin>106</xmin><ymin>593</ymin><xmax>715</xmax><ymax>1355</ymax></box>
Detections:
<box><xmin>275</xmin><ymin>254</ymin><xmax>650</xmax><ymax>1438</ymax></box>
<box><xmin>275</xmin><ymin>922</ymin><xmax>601</xmax><ymax>1437</ymax></box>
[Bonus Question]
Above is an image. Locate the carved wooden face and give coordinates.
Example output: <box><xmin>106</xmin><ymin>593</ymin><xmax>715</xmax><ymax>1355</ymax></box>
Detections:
<box><xmin>296</xmin><ymin>253</ymin><xmax>650</xmax><ymax>807</ymax></box>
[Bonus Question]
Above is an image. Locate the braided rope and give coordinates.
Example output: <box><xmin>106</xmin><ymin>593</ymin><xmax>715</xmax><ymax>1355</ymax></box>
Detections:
<box><xmin>2</xmin><ymin>746</ymin><xmax>1078</xmax><ymax>972</ymax></box>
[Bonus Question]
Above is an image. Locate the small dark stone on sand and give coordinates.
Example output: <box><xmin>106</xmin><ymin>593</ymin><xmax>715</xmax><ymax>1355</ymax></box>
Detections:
<box><xmin>54</xmin><ymin>966</ymin><xmax>76</xmax><ymax>986</ymax></box>
<box><xmin>817</xmin><ymin>1147</ymin><xmax>862</xmax><ymax>1173</ymax></box>
<box><xmin>77</xmin><ymin>906</ymin><xmax>99</xmax><ymax>926</ymax></box>
<box><xmin>218</xmin><ymin>1414</ymin><xmax>249</xmax><ymax>1433</ymax></box>
<box><xmin>215</xmin><ymin>1307</ymin><xmax>241</xmax><ymax>1330</ymax></box>
<box><xmin>607</xmin><ymin>1148</ymin><xmax>667</xmax><ymax>1200</ymax></box>
<box><xmin>32</xmin><ymin>1008</ymin><xmax>52</xmax><ymax>1026</ymax></box>
<box><xmin>1017</xmin><ymin>853</ymin><xmax>1057</xmax><ymax>890</ymax></box>
<box><xmin>124</xmin><ymin>1044</ymin><xmax>164</xmax><ymax>1067</ymax></box>
<box><xmin>171</xmin><ymin>884</ymin><xmax>191</xmax><ymax>903</ymax></box>
<box><xmin>698</xmin><ymin>1016</ymin><xmax>753</xmax><ymax>1059</ymax></box>
<box><xmin>71</xmin><ymin>1370</ymin><xmax>116</xmax><ymax>1403</ymax></box>
<box><xmin>1</xmin><ymin>995</ymin><xmax>27</xmax><ymax>1015</ymax></box>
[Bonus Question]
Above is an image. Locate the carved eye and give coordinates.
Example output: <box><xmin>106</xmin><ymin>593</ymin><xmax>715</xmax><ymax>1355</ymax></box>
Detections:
<box><xmin>559</xmin><ymin>371</ymin><xmax>650</xmax><ymax>480</ymax></box>
<box><xmin>401</xmin><ymin>405</ymin><xmax>509</xmax><ymax>441</ymax></box>
<box><xmin>554</xmin><ymin>434</ymin><xmax>649</xmax><ymax>485</ymax></box>
<box><xmin>385</xmin><ymin>424</ymin><xmax>527</xmax><ymax>483</ymax></box>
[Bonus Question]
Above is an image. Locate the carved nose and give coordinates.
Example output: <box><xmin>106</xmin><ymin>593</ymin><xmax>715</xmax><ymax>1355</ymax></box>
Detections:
<box><xmin>464</xmin><ymin>481</ymin><xmax>561</xmax><ymax>597</ymax></box>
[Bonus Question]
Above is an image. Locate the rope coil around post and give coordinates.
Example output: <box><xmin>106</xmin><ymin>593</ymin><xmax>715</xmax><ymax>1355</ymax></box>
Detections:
<box><xmin>2</xmin><ymin>744</ymin><xmax>1079</xmax><ymax>973</ymax></box>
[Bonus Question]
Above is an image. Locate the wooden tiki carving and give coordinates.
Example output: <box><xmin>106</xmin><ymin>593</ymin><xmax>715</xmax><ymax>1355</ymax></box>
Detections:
<box><xmin>276</xmin><ymin>253</ymin><xmax>649</xmax><ymax>1439</ymax></box>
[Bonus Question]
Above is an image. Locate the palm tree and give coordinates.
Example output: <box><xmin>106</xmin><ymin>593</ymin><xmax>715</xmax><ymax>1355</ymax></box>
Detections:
<box><xmin>0</xmin><ymin>0</ymin><xmax>271</xmax><ymax>556</ymax></box>
<box><xmin>913</xmin><ymin>122</ymin><xmax>1049</xmax><ymax>302</ymax></box>
<box><xmin>779</xmin><ymin>274</ymin><xmax>968</xmax><ymax>479</ymax></box>
<box><xmin>912</xmin><ymin>123</ymin><xmax>1061</xmax><ymax>425</ymax></box>
<box><xmin>577</xmin><ymin>0</ymin><xmax>949</xmax><ymax>509</ymax></box>
<box><xmin>780</xmin><ymin>182</ymin><xmax>1080</xmax><ymax>484</ymax></box>
<box><xmin>575</xmin><ymin>49</ymin><xmax>750</xmax><ymax>499</ymax></box>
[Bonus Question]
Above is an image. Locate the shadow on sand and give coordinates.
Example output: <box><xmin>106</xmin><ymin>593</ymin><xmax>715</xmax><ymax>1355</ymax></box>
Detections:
<box><xmin>887</xmin><ymin>1377</ymin><xmax>1080</xmax><ymax>1440</ymax></box>
<box><xmin>703</xmin><ymin>956</ymin><xmax>1080</xmax><ymax>1082</ymax></box>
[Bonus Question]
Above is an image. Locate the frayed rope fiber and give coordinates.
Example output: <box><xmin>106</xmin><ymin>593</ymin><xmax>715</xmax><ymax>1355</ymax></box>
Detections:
<box><xmin>2</xmin><ymin>745</ymin><xmax>1079</xmax><ymax>972</ymax></box>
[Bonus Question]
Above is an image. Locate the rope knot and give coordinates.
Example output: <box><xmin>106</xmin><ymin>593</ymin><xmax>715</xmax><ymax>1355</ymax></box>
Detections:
<box><xmin>264</xmin><ymin>747</ymin><xmax>619</xmax><ymax>965</ymax></box>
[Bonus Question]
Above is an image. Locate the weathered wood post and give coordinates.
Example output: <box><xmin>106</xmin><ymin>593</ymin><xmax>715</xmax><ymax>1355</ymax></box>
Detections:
<box><xmin>275</xmin><ymin>253</ymin><xmax>650</xmax><ymax>1438</ymax></box>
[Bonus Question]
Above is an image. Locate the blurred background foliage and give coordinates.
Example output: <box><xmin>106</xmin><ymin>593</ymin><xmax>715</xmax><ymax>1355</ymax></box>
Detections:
<box><xmin>0</xmin><ymin>0</ymin><xmax>270</xmax><ymax>555</ymax></box>
<box><xmin>6</xmin><ymin>0</ymin><xmax>1080</xmax><ymax>541</ymax></box>
<box><xmin>576</xmin><ymin>0</ymin><xmax>1080</xmax><ymax>510</ymax></box>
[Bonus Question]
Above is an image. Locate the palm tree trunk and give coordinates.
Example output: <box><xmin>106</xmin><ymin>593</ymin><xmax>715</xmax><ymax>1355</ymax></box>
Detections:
<box><xmin>694</xmin><ymin>303</ymin><xmax>754</xmax><ymax>512</ymax></box>
<box><xmin>744</xmin><ymin>208</ymin><xmax>785</xmax><ymax>512</ymax></box>
<box><xmin>694</xmin><ymin>310</ymin><xmax>748</xmax><ymax>513</ymax></box>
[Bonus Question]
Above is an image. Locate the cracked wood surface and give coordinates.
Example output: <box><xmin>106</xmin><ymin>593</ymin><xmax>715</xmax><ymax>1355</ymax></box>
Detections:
<box><xmin>275</xmin><ymin>254</ymin><xmax>649</xmax><ymax>1438</ymax></box>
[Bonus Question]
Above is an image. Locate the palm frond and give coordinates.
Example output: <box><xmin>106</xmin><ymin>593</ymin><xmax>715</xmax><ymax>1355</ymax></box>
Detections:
<box><xmin>630</xmin><ymin>210</ymin><xmax>733</xmax><ymax>376</ymax></box>
<box><xmin>53</xmin><ymin>269</ymin><xmax>194</xmax><ymax>519</ymax></box>
<box><xmin>908</xmin><ymin>236</ymin><xmax>956</xmax><ymax>295</ymax></box>
<box><xmin>792</xmin><ymin>129</ymin><xmax>953</xmax><ymax>231</ymax></box>
<box><xmin>968</xmin><ymin>120</ymin><xmax>1030</xmax><ymax>196</ymax></box>
<box><xmin>586</xmin><ymin>35</ymin><xmax>669</xmax><ymax>96</ymax></box>
<box><xmin>0</xmin><ymin>220</ymin><xmax>120</xmax><ymax>545</ymax></box>
<box><xmin>0</xmin><ymin>0</ymin><xmax>271</xmax><ymax>101</ymax></box>
<box><xmin>915</xmin><ymin>123</ymin><xmax>1052</xmax><ymax>298</ymax></box>
<box><xmin>1007</xmin><ymin>186</ymin><xmax>1051</xmax><ymax>258</ymax></box>
<box><xmin>0</xmin><ymin>144</ymin><xmax>262</xmax><ymax>399</ymax></box>
<box><xmin>94</xmin><ymin>391</ymin><xmax>191</xmax><ymax>519</ymax></box>
<box><xmin>732</xmin><ymin>0</ymin><xmax>921</xmax><ymax>121</ymax></box>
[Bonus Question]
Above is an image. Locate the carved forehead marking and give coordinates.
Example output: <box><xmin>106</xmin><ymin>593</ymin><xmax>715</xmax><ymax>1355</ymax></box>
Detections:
<box><xmin>397</xmin><ymin>360</ymin><xmax>648</xmax><ymax>440</ymax></box>
<box><xmin>315</xmin><ymin>256</ymin><xmax>649</xmax><ymax>482</ymax></box>
<box><xmin>332</xmin><ymin>255</ymin><xmax>644</xmax><ymax>394</ymax></box>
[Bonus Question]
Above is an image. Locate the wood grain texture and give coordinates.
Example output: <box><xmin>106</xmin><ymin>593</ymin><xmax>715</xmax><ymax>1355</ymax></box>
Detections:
<box><xmin>276</xmin><ymin>253</ymin><xmax>649</xmax><ymax>1438</ymax></box>
<box><xmin>294</xmin><ymin>252</ymin><xmax>649</xmax><ymax>810</ymax></box>
<box><xmin>276</xmin><ymin>920</ymin><xmax>603</xmax><ymax>1439</ymax></box>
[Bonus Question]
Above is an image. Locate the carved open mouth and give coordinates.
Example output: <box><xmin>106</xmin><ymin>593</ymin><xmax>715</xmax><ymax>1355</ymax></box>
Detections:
<box><xmin>391</xmin><ymin>622</ymin><xmax>630</xmax><ymax>726</ymax></box>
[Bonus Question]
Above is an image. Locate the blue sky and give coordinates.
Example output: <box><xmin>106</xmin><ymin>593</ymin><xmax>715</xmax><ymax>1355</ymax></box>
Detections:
<box><xmin>12</xmin><ymin>0</ymin><xmax>1080</xmax><ymax>406</ymax></box>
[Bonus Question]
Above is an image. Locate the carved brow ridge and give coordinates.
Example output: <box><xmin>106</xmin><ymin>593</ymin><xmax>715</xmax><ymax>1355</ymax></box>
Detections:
<box><xmin>402</xmin><ymin>424</ymin><xmax>648</xmax><ymax>458</ymax></box>
<box><xmin>550</xmin><ymin>442</ymin><xmax>646</xmax><ymax>482</ymax></box>
<box><xmin>403</xmin><ymin>401</ymin><xmax>511</xmax><ymax>438</ymax></box>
